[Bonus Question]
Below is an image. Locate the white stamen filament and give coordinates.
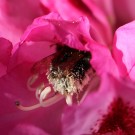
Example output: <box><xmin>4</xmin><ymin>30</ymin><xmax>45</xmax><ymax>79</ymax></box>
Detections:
<box><xmin>15</xmin><ymin>94</ymin><xmax>64</xmax><ymax>111</ymax></box>
<box><xmin>66</xmin><ymin>95</ymin><xmax>72</xmax><ymax>106</ymax></box>
<box><xmin>15</xmin><ymin>101</ymin><xmax>41</xmax><ymax>111</ymax></box>
<box><xmin>40</xmin><ymin>94</ymin><xmax>64</xmax><ymax>107</ymax></box>
<box><xmin>35</xmin><ymin>83</ymin><xmax>45</xmax><ymax>100</ymax></box>
<box><xmin>27</xmin><ymin>74</ymin><xmax>39</xmax><ymax>91</ymax></box>
<box><xmin>39</xmin><ymin>86</ymin><xmax>51</xmax><ymax>103</ymax></box>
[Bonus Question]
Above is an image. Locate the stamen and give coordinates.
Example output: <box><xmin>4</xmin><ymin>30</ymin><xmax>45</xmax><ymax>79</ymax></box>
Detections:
<box><xmin>35</xmin><ymin>83</ymin><xmax>45</xmax><ymax>100</ymax></box>
<box><xmin>66</xmin><ymin>95</ymin><xmax>73</xmax><ymax>106</ymax></box>
<box><xmin>40</xmin><ymin>94</ymin><xmax>64</xmax><ymax>107</ymax></box>
<box><xmin>15</xmin><ymin>94</ymin><xmax>64</xmax><ymax>111</ymax></box>
<box><xmin>27</xmin><ymin>74</ymin><xmax>39</xmax><ymax>91</ymax></box>
<box><xmin>39</xmin><ymin>86</ymin><xmax>51</xmax><ymax>103</ymax></box>
<box><xmin>15</xmin><ymin>101</ymin><xmax>41</xmax><ymax>111</ymax></box>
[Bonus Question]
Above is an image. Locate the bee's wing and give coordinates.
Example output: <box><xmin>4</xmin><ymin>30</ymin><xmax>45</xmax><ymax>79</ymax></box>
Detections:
<box><xmin>31</xmin><ymin>53</ymin><xmax>56</xmax><ymax>74</ymax></box>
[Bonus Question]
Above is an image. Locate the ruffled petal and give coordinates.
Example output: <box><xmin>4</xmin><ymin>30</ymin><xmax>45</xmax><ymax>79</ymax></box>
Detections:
<box><xmin>87</xmin><ymin>42</ymin><xmax>119</xmax><ymax>76</ymax></box>
<box><xmin>8</xmin><ymin>12</ymin><xmax>95</xmax><ymax>71</ymax></box>
<box><xmin>21</xmin><ymin>12</ymin><xmax>92</xmax><ymax>49</ymax></box>
<box><xmin>113</xmin><ymin>21</ymin><xmax>135</xmax><ymax>81</ymax></box>
<box><xmin>41</xmin><ymin>0</ymin><xmax>113</xmax><ymax>46</ymax></box>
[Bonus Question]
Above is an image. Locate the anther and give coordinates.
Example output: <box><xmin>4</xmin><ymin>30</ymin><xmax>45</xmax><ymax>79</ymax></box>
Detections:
<box><xmin>66</xmin><ymin>95</ymin><xmax>73</xmax><ymax>106</ymax></box>
<box><xmin>39</xmin><ymin>86</ymin><xmax>51</xmax><ymax>103</ymax></box>
<box><xmin>15</xmin><ymin>101</ymin><xmax>20</xmax><ymax>106</ymax></box>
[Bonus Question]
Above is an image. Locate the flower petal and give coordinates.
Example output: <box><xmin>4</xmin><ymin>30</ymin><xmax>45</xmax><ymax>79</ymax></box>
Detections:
<box><xmin>113</xmin><ymin>0</ymin><xmax>135</xmax><ymax>28</ymax></box>
<box><xmin>41</xmin><ymin>0</ymin><xmax>113</xmax><ymax>46</ymax></box>
<box><xmin>9</xmin><ymin>124</ymin><xmax>49</xmax><ymax>135</ymax></box>
<box><xmin>62</xmin><ymin>74</ymin><xmax>135</xmax><ymax>134</ymax></box>
<box><xmin>0</xmin><ymin>37</ymin><xmax>12</xmax><ymax>77</ymax></box>
<box><xmin>113</xmin><ymin>21</ymin><xmax>135</xmax><ymax>80</ymax></box>
<box><xmin>62</xmin><ymin>74</ymin><xmax>115</xmax><ymax>134</ymax></box>
<box><xmin>87</xmin><ymin>43</ymin><xmax>119</xmax><ymax>76</ymax></box>
<box><xmin>10</xmin><ymin>12</ymin><xmax>95</xmax><ymax>69</ymax></box>
<box><xmin>0</xmin><ymin>0</ymin><xmax>45</xmax><ymax>44</ymax></box>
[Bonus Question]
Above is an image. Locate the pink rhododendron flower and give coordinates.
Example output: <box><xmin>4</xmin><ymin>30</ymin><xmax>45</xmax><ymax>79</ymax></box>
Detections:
<box><xmin>41</xmin><ymin>0</ymin><xmax>113</xmax><ymax>46</ymax></box>
<box><xmin>0</xmin><ymin>0</ymin><xmax>48</xmax><ymax>44</ymax></box>
<box><xmin>62</xmin><ymin>74</ymin><xmax>135</xmax><ymax>134</ymax></box>
<box><xmin>0</xmin><ymin>13</ymin><xmax>118</xmax><ymax>134</ymax></box>
<box><xmin>13</xmin><ymin>12</ymin><xmax>118</xmax><ymax>108</ymax></box>
<box><xmin>1</xmin><ymin>1</ymin><xmax>135</xmax><ymax>134</ymax></box>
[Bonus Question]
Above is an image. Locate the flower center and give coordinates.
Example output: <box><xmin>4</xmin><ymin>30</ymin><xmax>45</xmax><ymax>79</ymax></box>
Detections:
<box><xmin>16</xmin><ymin>44</ymin><xmax>96</xmax><ymax>111</ymax></box>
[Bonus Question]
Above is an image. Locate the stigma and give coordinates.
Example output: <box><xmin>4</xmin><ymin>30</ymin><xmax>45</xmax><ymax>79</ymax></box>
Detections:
<box><xmin>16</xmin><ymin>44</ymin><xmax>95</xmax><ymax>111</ymax></box>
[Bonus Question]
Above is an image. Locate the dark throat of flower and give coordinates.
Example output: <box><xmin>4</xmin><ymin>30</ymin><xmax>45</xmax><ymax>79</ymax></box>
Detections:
<box><xmin>15</xmin><ymin>44</ymin><xmax>96</xmax><ymax>111</ymax></box>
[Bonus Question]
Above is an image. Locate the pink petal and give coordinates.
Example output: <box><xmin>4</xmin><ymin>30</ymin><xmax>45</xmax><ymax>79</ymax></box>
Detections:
<box><xmin>90</xmin><ymin>0</ymin><xmax>115</xmax><ymax>25</ymax></box>
<box><xmin>9</xmin><ymin>124</ymin><xmax>49</xmax><ymax>135</ymax></box>
<box><xmin>62</xmin><ymin>74</ymin><xmax>135</xmax><ymax>134</ymax></box>
<box><xmin>0</xmin><ymin>37</ymin><xmax>12</xmax><ymax>77</ymax></box>
<box><xmin>10</xmin><ymin>12</ymin><xmax>94</xmax><ymax>69</ymax></box>
<box><xmin>87</xmin><ymin>43</ymin><xmax>119</xmax><ymax>76</ymax></box>
<box><xmin>21</xmin><ymin>12</ymin><xmax>92</xmax><ymax>48</ymax></box>
<box><xmin>41</xmin><ymin>0</ymin><xmax>113</xmax><ymax>46</ymax></box>
<box><xmin>113</xmin><ymin>0</ymin><xmax>135</xmax><ymax>28</ymax></box>
<box><xmin>96</xmin><ymin>77</ymin><xmax>135</xmax><ymax>134</ymax></box>
<box><xmin>0</xmin><ymin>0</ymin><xmax>46</xmax><ymax>44</ymax></box>
<box><xmin>112</xmin><ymin>21</ymin><xmax>135</xmax><ymax>80</ymax></box>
